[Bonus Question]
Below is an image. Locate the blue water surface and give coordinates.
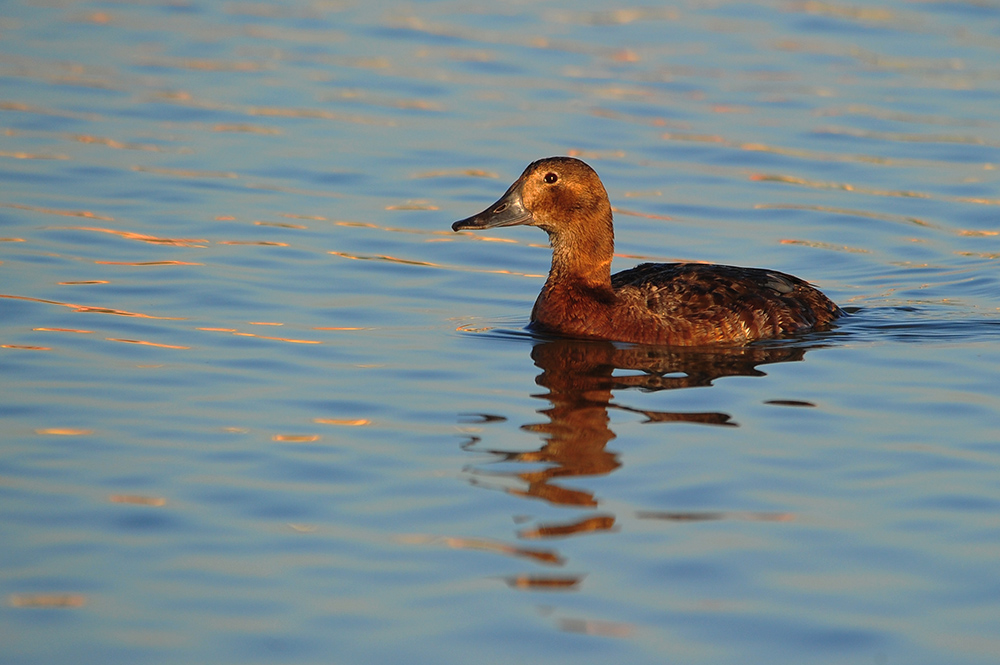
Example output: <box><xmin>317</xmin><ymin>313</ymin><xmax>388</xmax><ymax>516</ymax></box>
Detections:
<box><xmin>1</xmin><ymin>1</ymin><xmax>999</xmax><ymax>663</ymax></box>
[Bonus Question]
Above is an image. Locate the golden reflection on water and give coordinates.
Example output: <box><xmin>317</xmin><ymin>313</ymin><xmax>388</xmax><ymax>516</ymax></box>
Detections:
<box><xmin>9</xmin><ymin>593</ymin><xmax>87</xmax><ymax>609</ymax></box>
<box><xmin>35</xmin><ymin>428</ymin><xmax>93</xmax><ymax>436</ymax></box>
<box><xmin>272</xmin><ymin>434</ymin><xmax>322</xmax><ymax>443</ymax></box>
<box><xmin>384</xmin><ymin>201</ymin><xmax>440</xmax><ymax>211</ymax></box>
<box><xmin>94</xmin><ymin>261</ymin><xmax>201</xmax><ymax>266</ymax></box>
<box><xmin>779</xmin><ymin>238</ymin><xmax>871</xmax><ymax>254</ymax></box>
<box><xmin>0</xmin><ymin>150</ymin><xmax>69</xmax><ymax>160</ymax></box>
<box><xmin>787</xmin><ymin>1</ymin><xmax>895</xmax><ymax>22</ymax></box>
<box><xmin>0</xmin><ymin>201</ymin><xmax>113</xmax><ymax>221</ymax></box>
<box><xmin>72</xmin><ymin>134</ymin><xmax>185</xmax><ymax>153</ymax></box>
<box><xmin>324</xmin><ymin>89</ymin><xmax>444</xmax><ymax>112</ymax></box>
<box><xmin>108</xmin><ymin>494</ymin><xmax>167</xmax><ymax>507</ymax></box>
<box><xmin>611</xmin><ymin>206</ymin><xmax>673</xmax><ymax>222</ymax></box>
<box><xmin>132</xmin><ymin>165</ymin><xmax>238</xmax><ymax>179</ymax></box>
<box><xmin>211</xmin><ymin>123</ymin><xmax>282</xmax><ymax>135</ymax></box>
<box><xmin>0</xmin><ymin>101</ymin><xmax>101</xmax><ymax>121</ymax></box>
<box><xmin>411</xmin><ymin>168</ymin><xmax>498</xmax><ymax>179</ymax></box>
<box><xmin>33</xmin><ymin>327</ymin><xmax>93</xmax><ymax>333</ymax></box>
<box><xmin>287</xmin><ymin>523</ymin><xmax>318</xmax><ymax>533</ymax></box>
<box><xmin>313</xmin><ymin>418</ymin><xmax>371</xmax><ymax>426</ymax></box>
<box><xmin>328</xmin><ymin>250</ymin><xmax>437</xmax><ymax>267</ymax></box>
<box><xmin>0</xmin><ymin>294</ymin><xmax>183</xmax><ymax>320</ymax></box>
<box><xmin>106</xmin><ymin>338</ymin><xmax>189</xmax><ymax>349</ymax></box>
<box><xmin>217</xmin><ymin>240</ymin><xmax>289</xmax><ymax>246</ymax></box>
<box><xmin>247</xmin><ymin>105</ymin><xmax>393</xmax><ymax>126</ymax></box>
<box><xmin>67</xmin><ymin>226</ymin><xmax>208</xmax><ymax>247</ymax></box>
<box><xmin>312</xmin><ymin>327</ymin><xmax>371</xmax><ymax>332</ymax></box>
<box><xmin>255</xmin><ymin>221</ymin><xmax>307</xmax><ymax>229</ymax></box>
<box><xmin>199</xmin><ymin>327</ymin><xmax>322</xmax><ymax>345</ymax></box>
<box><xmin>330</xmin><ymin>249</ymin><xmax>545</xmax><ymax>278</ymax></box>
<box><xmin>140</xmin><ymin>58</ymin><xmax>268</xmax><ymax>73</ymax></box>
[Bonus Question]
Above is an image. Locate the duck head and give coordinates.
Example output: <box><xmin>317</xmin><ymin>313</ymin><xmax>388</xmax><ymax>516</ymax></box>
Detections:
<box><xmin>452</xmin><ymin>157</ymin><xmax>613</xmax><ymax>241</ymax></box>
<box><xmin>452</xmin><ymin>157</ymin><xmax>617</xmax><ymax>286</ymax></box>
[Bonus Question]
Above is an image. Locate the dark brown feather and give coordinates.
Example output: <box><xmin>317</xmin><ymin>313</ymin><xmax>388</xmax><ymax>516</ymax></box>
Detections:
<box><xmin>609</xmin><ymin>263</ymin><xmax>841</xmax><ymax>345</ymax></box>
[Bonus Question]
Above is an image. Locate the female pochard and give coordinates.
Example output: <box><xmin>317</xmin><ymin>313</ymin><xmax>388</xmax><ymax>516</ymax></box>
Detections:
<box><xmin>452</xmin><ymin>157</ymin><xmax>841</xmax><ymax>346</ymax></box>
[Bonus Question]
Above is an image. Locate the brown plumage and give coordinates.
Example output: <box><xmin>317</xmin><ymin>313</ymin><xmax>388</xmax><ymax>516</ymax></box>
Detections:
<box><xmin>452</xmin><ymin>156</ymin><xmax>842</xmax><ymax>346</ymax></box>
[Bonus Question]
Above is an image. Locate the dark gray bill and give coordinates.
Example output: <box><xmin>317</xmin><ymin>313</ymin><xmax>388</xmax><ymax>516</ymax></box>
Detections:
<box><xmin>452</xmin><ymin>182</ymin><xmax>533</xmax><ymax>231</ymax></box>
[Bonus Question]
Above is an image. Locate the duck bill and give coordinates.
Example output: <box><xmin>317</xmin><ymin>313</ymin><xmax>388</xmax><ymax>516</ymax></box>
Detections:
<box><xmin>452</xmin><ymin>184</ymin><xmax>533</xmax><ymax>231</ymax></box>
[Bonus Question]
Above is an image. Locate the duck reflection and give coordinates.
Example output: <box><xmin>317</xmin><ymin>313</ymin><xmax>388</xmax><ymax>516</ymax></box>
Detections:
<box><xmin>464</xmin><ymin>337</ymin><xmax>814</xmax><ymax>509</ymax></box>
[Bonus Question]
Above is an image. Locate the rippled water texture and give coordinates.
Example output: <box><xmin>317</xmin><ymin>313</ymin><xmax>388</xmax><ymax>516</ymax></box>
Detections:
<box><xmin>2</xmin><ymin>1</ymin><xmax>999</xmax><ymax>663</ymax></box>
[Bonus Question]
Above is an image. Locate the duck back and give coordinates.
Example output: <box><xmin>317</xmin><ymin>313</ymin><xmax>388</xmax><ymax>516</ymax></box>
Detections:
<box><xmin>608</xmin><ymin>262</ymin><xmax>842</xmax><ymax>345</ymax></box>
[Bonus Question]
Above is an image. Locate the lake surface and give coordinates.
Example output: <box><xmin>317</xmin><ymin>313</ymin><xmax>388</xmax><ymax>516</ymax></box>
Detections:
<box><xmin>2</xmin><ymin>1</ymin><xmax>999</xmax><ymax>663</ymax></box>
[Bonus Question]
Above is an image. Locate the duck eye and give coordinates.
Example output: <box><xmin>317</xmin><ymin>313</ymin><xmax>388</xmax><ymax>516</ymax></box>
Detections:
<box><xmin>543</xmin><ymin>172</ymin><xmax>558</xmax><ymax>184</ymax></box>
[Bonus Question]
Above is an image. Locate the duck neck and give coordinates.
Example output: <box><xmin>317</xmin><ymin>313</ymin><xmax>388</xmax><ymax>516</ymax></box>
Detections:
<box><xmin>544</xmin><ymin>220</ymin><xmax>615</xmax><ymax>290</ymax></box>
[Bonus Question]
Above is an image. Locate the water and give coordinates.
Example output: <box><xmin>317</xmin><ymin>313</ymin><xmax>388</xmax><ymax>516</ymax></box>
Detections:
<box><xmin>2</xmin><ymin>1</ymin><xmax>999</xmax><ymax>663</ymax></box>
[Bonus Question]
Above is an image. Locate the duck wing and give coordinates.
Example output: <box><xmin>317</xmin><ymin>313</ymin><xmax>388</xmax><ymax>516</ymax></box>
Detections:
<box><xmin>611</xmin><ymin>262</ymin><xmax>841</xmax><ymax>341</ymax></box>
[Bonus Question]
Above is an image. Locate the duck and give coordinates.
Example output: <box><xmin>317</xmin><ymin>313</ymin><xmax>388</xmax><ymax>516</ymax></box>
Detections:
<box><xmin>452</xmin><ymin>156</ymin><xmax>842</xmax><ymax>346</ymax></box>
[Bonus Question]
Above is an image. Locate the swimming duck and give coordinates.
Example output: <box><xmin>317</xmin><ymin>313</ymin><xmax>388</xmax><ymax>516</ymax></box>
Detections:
<box><xmin>452</xmin><ymin>157</ymin><xmax>842</xmax><ymax>346</ymax></box>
